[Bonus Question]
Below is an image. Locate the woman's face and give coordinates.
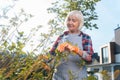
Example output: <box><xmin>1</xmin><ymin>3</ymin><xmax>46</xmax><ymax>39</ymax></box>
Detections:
<box><xmin>66</xmin><ymin>15</ymin><xmax>80</xmax><ymax>32</ymax></box>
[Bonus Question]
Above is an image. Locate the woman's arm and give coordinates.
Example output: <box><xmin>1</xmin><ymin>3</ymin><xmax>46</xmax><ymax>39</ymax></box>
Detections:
<box><xmin>49</xmin><ymin>35</ymin><xmax>63</xmax><ymax>55</ymax></box>
<box><xmin>81</xmin><ymin>35</ymin><xmax>94</xmax><ymax>62</ymax></box>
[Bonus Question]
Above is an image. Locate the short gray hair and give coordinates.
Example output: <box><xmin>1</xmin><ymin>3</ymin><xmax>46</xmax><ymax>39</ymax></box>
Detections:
<box><xmin>65</xmin><ymin>10</ymin><xmax>84</xmax><ymax>30</ymax></box>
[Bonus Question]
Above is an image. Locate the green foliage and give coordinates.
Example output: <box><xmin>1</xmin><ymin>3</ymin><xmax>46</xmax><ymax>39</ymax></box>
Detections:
<box><xmin>0</xmin><ymin>45</ymin><xmax>88</xmax><ymax>80</ymax></box>
<box><xmin>0</xmin><ymin>53</ymin><xmax>35</xmax><ymax>80</ymax></box>
<box><xmin>114</xmin><ymin>70</ymin><xmax>120</xmax><ymax>80</ymax></box>
<box><xmin>101</xmin><ymin>70</ymin><xmax>111</xmax><ymax>80</ymax></box>
<box><xmin>0</xmin><ymin>2</ymin><xmax>52</xmax><ymax>79</ymax></box>
<box><xmin>47</xmin><ymin>0</ymin><xmax>100</xmax><ymax>30</ymax></box>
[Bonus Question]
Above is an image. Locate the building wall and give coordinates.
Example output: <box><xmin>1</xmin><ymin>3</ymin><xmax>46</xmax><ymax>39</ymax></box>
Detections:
<box><xmin>115</xmin><ymin>27</ymin><xmax>120</xmax><ymax>54</ymax></box>
<box><xmin>115</xmin><ymin>27</ymin><xmax>120</xmax><ymax>62</ymax></box>
<box><xmin>99</xmin><ymin>27</ymin><xmax>120</xmax><ymax>64</ymax></box>
<box><xmin>99</xmin><ymin>42</ymin><xmax>115</xmax><ymax>64</ymax></box>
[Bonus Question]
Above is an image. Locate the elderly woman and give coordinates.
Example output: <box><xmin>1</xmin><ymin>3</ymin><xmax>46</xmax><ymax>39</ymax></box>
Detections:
<box><xmin>50</xmin><ymin>10</ymin><xmax>94</xmax><ymax>80</ymax></box>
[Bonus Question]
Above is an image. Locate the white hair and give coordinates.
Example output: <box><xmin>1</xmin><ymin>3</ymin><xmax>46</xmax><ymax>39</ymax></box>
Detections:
<box><xmin>65</xmin><ymin>10</ymin><xmax>84</xmax><ymax>30</ymax></box>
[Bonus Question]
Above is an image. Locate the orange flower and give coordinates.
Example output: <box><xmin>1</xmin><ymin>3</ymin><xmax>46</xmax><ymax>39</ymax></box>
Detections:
<box><xmin>38</xmin><ymin>55</ymin><xmax>48</xmax><ymax>60</ymax></box>
<box><xmin>42</xmin><ymin>62</ymin><xmax>51</xmax><ymax>71</ymax></box>
<box><xmin>44</xmin><ymin>65</ymin><xmax>51</xmax><ymax>71</ymax></box>
<box><xmin>43</xmin><ymin>55</ymin><xmax>49</xmax><ymax>60</ymax></box>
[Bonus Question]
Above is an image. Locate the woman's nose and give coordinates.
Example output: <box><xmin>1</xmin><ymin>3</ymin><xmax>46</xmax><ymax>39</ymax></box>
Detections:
<box><xmin>69</xmin><ymin>20</ymin><xmax>73</xmax><ymax>24</ymax></box>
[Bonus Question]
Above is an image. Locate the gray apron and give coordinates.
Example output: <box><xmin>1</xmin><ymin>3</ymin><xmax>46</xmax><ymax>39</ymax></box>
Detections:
<box><xmin>52</xmin><ymin>34</ymin><xmax>87</xmax><ymax>80</ymax></box>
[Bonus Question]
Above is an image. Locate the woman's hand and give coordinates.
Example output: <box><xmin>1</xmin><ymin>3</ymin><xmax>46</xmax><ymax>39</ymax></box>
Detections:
<box><xmin>57</xmin><ymin>42</ymin><xmax>83</xmax><ymax>56</ymax></box>
<box><xmin>66</xmin><ymin>44</ymin><xmax>84</xmax><ymax>57</ymax></box>
<box><xmin>86</xmin><ymin>55</ymin><xmax>92</xmax><ymax>61</ymax></box>
<box><xmin>67</xmin><ymin>45</ymin><xmax>79</xmax><ymax>53</ymax></box>
<box><xmin>57</xmin><ymin>42</ymin><xmax>69</xmax><ymax>52</ymax></box>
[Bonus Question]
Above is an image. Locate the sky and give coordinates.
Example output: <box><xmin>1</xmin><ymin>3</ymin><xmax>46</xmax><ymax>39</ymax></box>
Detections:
<box><xmin>85</xmin><ymin>0</ymin><xmax>120</xmax><ymax>53</ymax></box>
<box><xmin>0</xmin><ymin>0</ymin><xmax>120</xmax><ymax>54</ymax></box>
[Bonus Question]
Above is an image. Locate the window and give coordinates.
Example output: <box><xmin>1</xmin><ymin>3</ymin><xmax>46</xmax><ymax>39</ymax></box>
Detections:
<box><xmin>100</xmin><ymin>42</ymin><xmax>115</xmax><ymax>64</ymax></box>
<box><xmin>102</xmin><ymin>46</ymin><xmax>109</xmax><ymax>63</ymax></box>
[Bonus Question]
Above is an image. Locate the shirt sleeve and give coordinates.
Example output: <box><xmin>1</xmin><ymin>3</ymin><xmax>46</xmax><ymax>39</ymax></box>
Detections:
<box><xmin>49</xmin><ymin>36</ymin><xmax>62</xmax><ymax>56</ymax></box>
<box><xmin>82</xmin><ymin>35</ymin><xmax>94</xmax><ymax>61</ymax></box>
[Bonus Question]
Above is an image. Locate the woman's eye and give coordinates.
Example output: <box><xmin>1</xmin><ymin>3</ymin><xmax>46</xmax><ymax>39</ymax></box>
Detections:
<box><xmin>72</xmin><ymin>19</ymin><xmax>76</xmax><ymax>22</ymax></box>
<box><xmin>67</xmin><ymin>19</ymin><xmax>71</xmax><ymax>21</ymax></box>
<box><xmin>67</xmin><ymin>18</ymin><xmax>77</xmax><ymax>22</ymax></box>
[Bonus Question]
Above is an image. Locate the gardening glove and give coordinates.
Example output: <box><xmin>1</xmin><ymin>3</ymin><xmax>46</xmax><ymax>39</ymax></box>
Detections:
<box><xmin>57</xmin><ymin>42</ymin><xmax>69</xmax><ymax>52</ymax></box>
<box><xmin>67</xmin><ymin>44</ymin><xmax>80</xmax><ymax>54</ymax></box>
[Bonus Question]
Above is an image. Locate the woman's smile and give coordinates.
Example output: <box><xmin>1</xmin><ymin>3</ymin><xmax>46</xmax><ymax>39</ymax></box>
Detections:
<box><xmin>66</xmin><ymin>15</ymin><xmax>80</xmax><ymax>33</ymax></box>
